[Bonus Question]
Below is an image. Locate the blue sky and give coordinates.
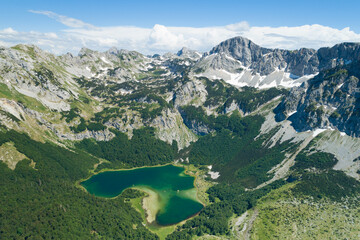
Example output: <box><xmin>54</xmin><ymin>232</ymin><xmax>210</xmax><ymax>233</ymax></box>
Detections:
<box><xmin>1</xmin><ymin>0</ymin><xmax>360</xmax><ymax>54</ymax></box>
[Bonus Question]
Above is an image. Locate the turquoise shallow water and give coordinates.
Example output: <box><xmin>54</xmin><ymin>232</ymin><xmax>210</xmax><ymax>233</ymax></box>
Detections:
<box><xmin>81</xmin><ymin>165</ymin><xmax>203</xmax><ymax>225</ymax></box>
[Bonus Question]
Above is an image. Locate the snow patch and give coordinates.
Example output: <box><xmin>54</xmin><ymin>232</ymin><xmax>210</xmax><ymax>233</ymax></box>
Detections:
<box><xmin>313</xmin><ymin>129</ymin><xmax>327</xmax><ymax>137</ymax></box>
<box><xmin>207</xmin><ymin>165</ymin><xmax>220</xmax><ymax>179</ymax></box>
<box><xmin>340</xmin><ymin>132</ymin><xmax>346</xmax><ymax>136</ymax></box>
<box><xmin>288</xmin><ymin>111</ymin><xmax>297</xmax><ymax>117</ymax></box>
<box><xmin>208</xmin><ymin>171</ymin><xmax>220</xmax><ymax>179</ymax></box>
<box><xmin>101</xmin><ymin>56</ymin><xmax>111</xmax><ymax>64</ymax></box>
<box><xmin>336</xmin><ymin>83</ymin><xmax>344</xmax><ymax>90</ymax></box>
<box><xmin>116</xmin><ymin>89</ymin><xmax>133</xmax><ymax>95</ymax></box>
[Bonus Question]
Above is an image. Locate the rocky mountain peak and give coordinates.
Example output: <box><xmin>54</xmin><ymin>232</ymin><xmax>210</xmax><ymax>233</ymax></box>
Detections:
<box><xmin>78</xmin><ymin>47</ymin><xmax>95</xmax><ymax>57</ymax></box>
<box><xmin>65</xmin><ymin>52</ymin><xmax>74</xmax><ymax>58</ymax></box>
<box><xmin>317</xmin><ymin>42</ymin><xmax>360</xmax><ymax>70</ymax></box>
<box><xmin>177</xmin><ymin>47</ymin><xmax>191</xmax><ymax>55</ymax></box>
<box><xmin>107</xmin><ymin>47</ymin><xmax>119</xmax><ymax>56</ymax></box>
<box><xmin>175</xmin><ymin>47</ymin><xmax>202</xmax><ymax>60</ymax></box>
<box><xmin>209</xmin><ymin>36</ymin><xmax>268</xmax><ymax>66</ymax></box>
<box><xmin>194</xmin><ymin>36</ymin><xmax>360</xmax><ymax>89</ymax></box>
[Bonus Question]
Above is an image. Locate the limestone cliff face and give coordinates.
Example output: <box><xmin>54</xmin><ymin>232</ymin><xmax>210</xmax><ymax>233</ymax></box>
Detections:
<box><xmin>151</xmin><ymin>108</ymin><xmax>198</xmax><ymax>149</ymax></box>
<box><xmin>275</xmin><ymin>60</ymin><xmax>360</xmax><ymax>137</ymax></box>
<box><xmin>57</xmin><ymin>129</ymin><xmax>115</xmax><ymax>141</ymax></box>
<box><xmin>194</xmin><ymin>36</ymin><xmax>360</xmax><ymax>88</ymax></box>
<box><xmin>173</xmin><ymin>79</ymin><xmax>208</xmax><ymax>107</ymax></box>
<box><xmin>0</xmin><ymin>45</ymin><xmax>73</xmax><ymax>111</ymax></box>
<box><xmin>207</xmin><ymin>37</ymin><xmax>360</xmax><ymax>76</ymax></box>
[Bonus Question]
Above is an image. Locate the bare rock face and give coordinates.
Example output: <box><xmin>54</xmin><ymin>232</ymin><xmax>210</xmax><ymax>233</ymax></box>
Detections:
<box><xmin>205</xmin><ymin>36</ymin><xmax>318</xmax><ymax>76</ymax></box>
<box><xmin>0</xmin><ymin>46</ymin><xmax>72</xmax><ymax>111</ymax></box>
<box><xmin>208</xmin><ymin>36</ymin><xmax>360</xmax><ymax>76</ymax></box>
<box><xmin>61</xmin><ymin>46</ymin><xmax>150</xmax><ymax>83</ymax></box>
<box><xmin>223</xmin><ymin>100</ymin><xmax>244</xmax><ymax>115</ymax></box>
<box><xmin>183</xmin><ymin>118</ymin><xmax>212</xmax><ymax>136</ymax></box>
<box><xmin>194</xmin><ymin>36</ymin><xmax>360</xmax><ymax>88</ymax></box>
<box><xmin>275</xmin><ymin>60</ymin><xmax>360</xmax><ymax>137</ymax></box>
<box><xmin>178</xmin><ymin>109</ymin><xmax>213</xmax><ymax>136</ymax></box>
<box><xmin>176</xmin><ymin>47</ymin><xmax>202</xmax><ymax>60</ymax></box>
<box><xmin>58</xmin><ymin>129</ymin><xmax>115</xmax><ymax>141</ymax></box>
<box><xmin>173</xmin><ymin>79</ymin><xmax>208</xmax><ymax>107</ymax></box>
<box><xmin>151</xmin><ymin>108</ymin><xmax>197</xmax><ymax>149</ymax></box>
<box><xmin>209</xmin><ymin>36</ymin><xmax>272</xmax><ymax>70</ymax></box>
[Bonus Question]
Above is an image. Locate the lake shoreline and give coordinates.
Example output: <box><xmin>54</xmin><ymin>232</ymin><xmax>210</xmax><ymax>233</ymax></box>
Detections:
<box><xmin>80</xmin><ymin>164</ymin><xmax>204</xmax><ymax>225</ymax></box>
<box><xmin>78</xmin><ymin>162</ymin><xmax>176</xmax><ymax>185</ymax></box>
<box><xmin>132</xmin><ymin>186</ymin><xmax>160</xmax><ymax>224</ymax></box>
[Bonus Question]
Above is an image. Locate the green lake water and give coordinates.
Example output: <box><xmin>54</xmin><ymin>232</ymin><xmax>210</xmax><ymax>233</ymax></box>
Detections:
<box><xmin>81</xmin><ymin>165</ymin><xmax>204</xmax><ymax>226</ymax></box>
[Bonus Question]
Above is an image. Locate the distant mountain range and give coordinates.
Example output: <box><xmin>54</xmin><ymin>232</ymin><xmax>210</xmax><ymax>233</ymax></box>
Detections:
<box><xmin>193</xmin><ymin>36</ymin><xmax>360</xmax><ymax>88</ymax></box>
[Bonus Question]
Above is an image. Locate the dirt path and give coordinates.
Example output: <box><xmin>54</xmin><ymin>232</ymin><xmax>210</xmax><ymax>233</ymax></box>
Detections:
<box><xmin>244</xmin><ymin>209</ymin><xmax>258</xmax><ymax>240</ymax></box>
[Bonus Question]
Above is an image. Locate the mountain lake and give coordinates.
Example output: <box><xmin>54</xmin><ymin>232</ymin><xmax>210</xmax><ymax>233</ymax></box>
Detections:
<box><xmin>81</xmin><ymin>164</ymin><xmax>204</xmax><ymax>226</ymax></box>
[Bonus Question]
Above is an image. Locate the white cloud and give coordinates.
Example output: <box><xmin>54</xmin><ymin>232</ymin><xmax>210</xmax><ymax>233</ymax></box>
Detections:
<box><xmin>0</xmin><ymin>11</ymin><xmax>359</xmax><ymax>55</ymax></box>
<box><xmin>225</xmin><ymin>22</ymin><xmax>250</xmax><ymax>31</ymax></box>
<box><xmin>29</xmin><ymin>10</ymin><xmax>95</xmax><ymax>29</ymax></box>
<box><xmin>149</xmin><ymin>24</ymin><xmax>184</xmax><ymax>50</ymax></box>
<box><xmin>245</xmin><ymin>24</ymin><xmax>360</xmax><ymax>50</ymax></box>
<box><xmin>2</xmin><ymin>28</ymin><xmax>17</xmax><ymax>34</ymax></box>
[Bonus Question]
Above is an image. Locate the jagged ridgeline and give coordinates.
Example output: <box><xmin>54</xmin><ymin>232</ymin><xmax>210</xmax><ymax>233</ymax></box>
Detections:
<box><xmin>1</xmin><ymin>37</ymin><xmax>360</xmax><ymax>239</ymax></box>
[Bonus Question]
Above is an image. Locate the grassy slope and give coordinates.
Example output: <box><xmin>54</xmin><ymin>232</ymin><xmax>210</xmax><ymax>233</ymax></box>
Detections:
<box><xmin>250</xmin><ymin>183</ymin><xmax>360</xmax><ymax>240</ymax></box>
<box><xmin>0</xmin><ymin>142</ymin><xmax>28</xmax><ymax>170</ymax></box>
<box><xmin>0</xmin><ymin>127</ymin><xmax>158</xmax><ymax>239</ymax></box>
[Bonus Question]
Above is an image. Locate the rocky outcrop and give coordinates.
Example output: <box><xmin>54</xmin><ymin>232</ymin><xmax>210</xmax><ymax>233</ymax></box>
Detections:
<box><xmin>194</xmin><ymin>36</ymin><xmax>360</xmax><ymax>88</ymax></box>
<box><xmin>0</xmin><ymin>45</ymin><xmax>73</xmax><ymax>111</ymax></box>
<box><xmin>151</xmin><ymin>108</ymin><xmax>197</xmax><ymax>149</ymax></box>
<box><xmin>179</xmin><ymin>108</ymin><xmax>213</xmax><ymax>136</ymax></box>
<box><xmin>62</xmin><ymin>46</ymin><xmax>150</xmax><ymax>82</ymax></box>
<box><xmin>173</xmin><ymin>79</ymin><xmax>208</xmax><ymax>107</ymax></box>
<box><xmin>223</xmin><ymin>100</ymin><xmax>244</xmax><ymax>115</ymax></box>
<box><xmin>177</xmin><ymin>47</ymin><xmax>202</xmax><ymax>60</ymax></box>
<box><xmin>57</xmin><ymin>129</ymin><xmax>115</xmax><ymax>141</ymax></box>
<box><xmin>105</xmin><ymin>112</ymin><xmax>145</xmax><ymax>138</ymax></box>
<box><xmin>275</xmin><ymin>60</ymin><xmax>360</xmax><ymax>137</ymax></box>
<box><xmin>182</xmin><ymin>118</ymin><xmax>212</xmax><ymax>136</ymax></box>
<box><xmin>208</xmin><ymin>36</ymin><xmax>360</xmax><ymax>76</ymax></box>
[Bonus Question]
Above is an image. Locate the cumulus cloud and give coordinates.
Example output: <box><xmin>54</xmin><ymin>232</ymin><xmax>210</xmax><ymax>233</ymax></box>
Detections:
<box><xmin>0</xmin><ymin>11</ymin><xmax>360</xmax><ymax>55</ymax></box>
<box><xmin>0</xmin><ymin>27</ymin><xmax>66</xmax><ymax>54</ymax></box>
<box><xmin>245</xmin><ymin>24</ymin><xmax>360</xmax><ymax>50</ymax></box>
